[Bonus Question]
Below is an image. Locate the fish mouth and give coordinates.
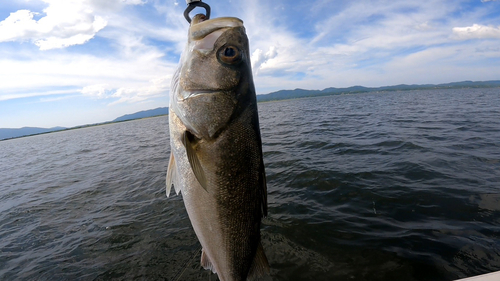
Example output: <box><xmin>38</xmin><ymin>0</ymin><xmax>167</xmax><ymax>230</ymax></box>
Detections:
<box><xmin>180</xmin><ymin>90</ymin><xmax>222</xmax><ymax>100</ymax></box>
<box><xmin>190</xmin><ymin>16</ymin><xmax>243</xmax><ymax>40</ymax></box>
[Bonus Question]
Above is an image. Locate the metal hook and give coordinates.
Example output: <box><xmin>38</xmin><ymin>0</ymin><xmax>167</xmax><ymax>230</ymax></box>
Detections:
<box><xmin>184</xmin><ymin>1</ymin><xmax>211</xmax><ymax>24</ymax></box>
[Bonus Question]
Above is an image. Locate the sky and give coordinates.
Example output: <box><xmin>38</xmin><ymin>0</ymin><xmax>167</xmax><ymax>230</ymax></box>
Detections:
<box><xmin>1</xmin><ymin>0</ymin><xmax>500</xmax><ymax>129</ymax></box>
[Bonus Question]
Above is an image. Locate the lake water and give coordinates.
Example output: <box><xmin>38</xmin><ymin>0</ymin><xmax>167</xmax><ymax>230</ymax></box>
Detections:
<box><xmin>1</xmin><ymin>88</ymin><xmax>499</xmax><ymax>281</ymax></box>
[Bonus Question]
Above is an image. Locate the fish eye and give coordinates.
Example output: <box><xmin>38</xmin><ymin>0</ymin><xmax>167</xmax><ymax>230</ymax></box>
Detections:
<box><xmin>217</xmin><ymin>45</ymin><xmax>242</xmax><ymax>65</ymax></box>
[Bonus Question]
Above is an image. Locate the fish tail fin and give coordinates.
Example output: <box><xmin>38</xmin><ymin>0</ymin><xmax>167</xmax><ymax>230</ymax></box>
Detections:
<box><xmin>248</xmin><ymin>241</ymin><xmax>270</xmax><ymax>280</ymax></box>
<box><xmin>166</xmin><ymin>152</ymin><xmax>181</xmax><ymax>197</ymax></box>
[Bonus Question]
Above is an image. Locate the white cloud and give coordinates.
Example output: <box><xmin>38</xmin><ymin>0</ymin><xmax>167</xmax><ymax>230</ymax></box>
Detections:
<box><xmin>0</xmin><ymin>0</ymin><xmax>147</xmax><ymax>50</ymax></box>
<box><xmin>0</xmin><ymin>0</ymin><xmax>184</xmax><ymax>110</ymax></box>
<box><xmin>251</xmin><ymin>46</ymin><xmax>278</xmax><ymax>73</ymax></box>
<box><xmin>452</xmin><ymin>24</ymin><xmax>500</xmax><ymax>40</ymax></box>
<box><xmin>109</xmin><ymin>74</ymin><xmax>172</xmax><ymax>104</ymax></box>
<box><xmin>81</xmin><ymin>84</ymin><xmax>112</xmax><ymax>98</ymax></box>
<box><xmin>0</xmin><ymin>89</ymin><xmax>79</xmax><ymax>102</ymax></box>
<box><xmin>235</xmin><ymin>0</ymin><xmax>310</xmax><ymax>79</ymax></box>
<box><xmin>0</xmin><ymin>49</ymin><xmax>177</xmax><ymax>103</ymax></box>
<box><xmin>238</xmin><ymin>0</ymin><xmax>500</xmax><ymax>91</ymax></box>
<box><xmin>0</xmin><ymin>10</ymin><xmax>37</xmax><ymax>42</ymax></box>
<box><xmin>122</xmin><ymin>0</ymin><xmax>146</xmax><ymax>4</ymax></box>
<box><xmin>78</xmin><ymin>74</ymin><xmax>171</xmax><ymax>104</ymax></box>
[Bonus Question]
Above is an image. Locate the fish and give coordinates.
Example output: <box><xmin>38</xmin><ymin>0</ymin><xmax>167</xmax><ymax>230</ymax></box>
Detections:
<box><xmin>166</xmin><ymin>14</ymin><xmax>270</xmax><ymax>281</ymax></box>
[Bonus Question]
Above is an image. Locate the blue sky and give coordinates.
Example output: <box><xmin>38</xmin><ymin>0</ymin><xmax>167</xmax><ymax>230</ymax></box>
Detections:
<box><xmin>1</xmin><ymin>0</ymin><xmax>500</xmax><ymax>128</ymax></box>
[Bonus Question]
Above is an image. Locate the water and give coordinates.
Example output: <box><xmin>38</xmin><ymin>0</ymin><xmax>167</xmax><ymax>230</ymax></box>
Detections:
<box><xmin>1</xmin><ymin>88</ymin><xmax>499</xmax><ymax>281</ymax></box>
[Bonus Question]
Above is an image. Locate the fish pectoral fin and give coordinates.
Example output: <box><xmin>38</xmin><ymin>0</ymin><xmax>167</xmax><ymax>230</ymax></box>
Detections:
<box><xmin>201</xmin><ymin>249</ymin><xmax>217</xmax><ymax>273</ymax></box>
<box><xmin>166</xmin><ymin>152</ymin><xmax>181</xmax><ymax>197</ymax></box>
<box><xmin>248</xmin><ymin>241</ymin><xmax>270</xmax><ymax>280</ymax></box>
<box><xmin>182</xmin><ymin>131</ymin><xmax>208</xmax><ymax>192</ymax></box>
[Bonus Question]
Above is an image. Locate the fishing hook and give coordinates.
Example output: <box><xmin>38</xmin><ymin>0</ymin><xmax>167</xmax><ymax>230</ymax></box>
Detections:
<box><xmin>184</xmin><ymin>0</ymin><xmax>211</xmax><ymax>24</ymax></box>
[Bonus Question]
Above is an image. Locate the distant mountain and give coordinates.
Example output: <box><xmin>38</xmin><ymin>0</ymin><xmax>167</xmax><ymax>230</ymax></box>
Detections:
<box><xmin>256</xmin><ymin>80</ymin><xmax>500</xmax><ymax>102</ymax></box>
<box><xmin>113</xmin><ymin>107</ymin><xmax>168</xmax><ymax>122</ymax></box>
<box><xmin>0</xmin><ymin>107</ymin><xmax>169</xmax><ymax>140</ymax></box>
<box><xmin>0</xmin><ymin>127</ymin><xmax>66</xmax><ymax>140</ymax></box>
<box><xmin>256</xmin><ymin>88</ymin><xmax>321</xmax><ymax>101</ymax></box>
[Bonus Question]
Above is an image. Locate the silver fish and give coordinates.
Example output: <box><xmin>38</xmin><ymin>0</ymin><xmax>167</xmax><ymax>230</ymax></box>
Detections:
<box><xmin>166</xmin><ymin>14</ymin><xmax>269</xmax><ymax>281</ymax></box>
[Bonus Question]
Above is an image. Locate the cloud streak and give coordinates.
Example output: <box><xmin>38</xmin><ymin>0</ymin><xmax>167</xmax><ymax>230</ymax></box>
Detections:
<box><xmin>81</xmin><ymin>74</ymin><xmax>171</xmax><ymax>104</ymax></box>
<box><xmin>453</xmin><ymin>24</ymin><xmax>500</xmax><ymax>40</ymax></box>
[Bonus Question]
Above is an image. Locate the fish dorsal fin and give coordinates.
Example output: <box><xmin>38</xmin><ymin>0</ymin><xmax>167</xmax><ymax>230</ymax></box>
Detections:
<box><xmin>182</xmin><ymin>131</ymin><xmax>208</xmax><ymax>192</ymax></box>
<box><xmin>201</xmin><ymin>249</ymin><xmax>217</xmax><ymax>273</ymax></box>
<box><xmin>166</xmin><ymin>152</ymin><xmax>181</xmax><ymax>197</ymax></box>
<box><xmin>247</xmin><ymin>241</ymin><xmax>270</xmax><ymax>280</ymax></box>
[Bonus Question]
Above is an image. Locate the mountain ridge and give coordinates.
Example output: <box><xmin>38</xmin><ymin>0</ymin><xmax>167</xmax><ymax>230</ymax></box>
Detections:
<box><xmin>256</xmin><ymin>80</ymin><xmax>500</xmax><ymax>102</ymax></box>
<box><xmin>113</xmin><ymin>107</ymin><xmax>169</xmax><ymax>122</ymax></box>
<box><xmin>0</xmin><ymin>108</ymin><xmax>169</xmax><ymax>140</ymax></box>
<box><xmin>0</xmin><ymin>127</ymin><xmax>67</xmax><ymax>141</ymax></box>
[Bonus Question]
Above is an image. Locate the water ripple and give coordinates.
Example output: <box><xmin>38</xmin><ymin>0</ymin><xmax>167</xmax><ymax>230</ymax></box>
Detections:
<box><xmin>1</xmin><ymin>89</ymin><xmax>500</xmax><ymax>280</ymax></box>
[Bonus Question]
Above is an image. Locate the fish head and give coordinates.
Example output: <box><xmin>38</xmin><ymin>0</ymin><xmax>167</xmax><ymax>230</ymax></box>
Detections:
<box><xmin>170</xmin><ymin>15</ymin><xmax>255</xmax><ymax>140</ymax></box>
